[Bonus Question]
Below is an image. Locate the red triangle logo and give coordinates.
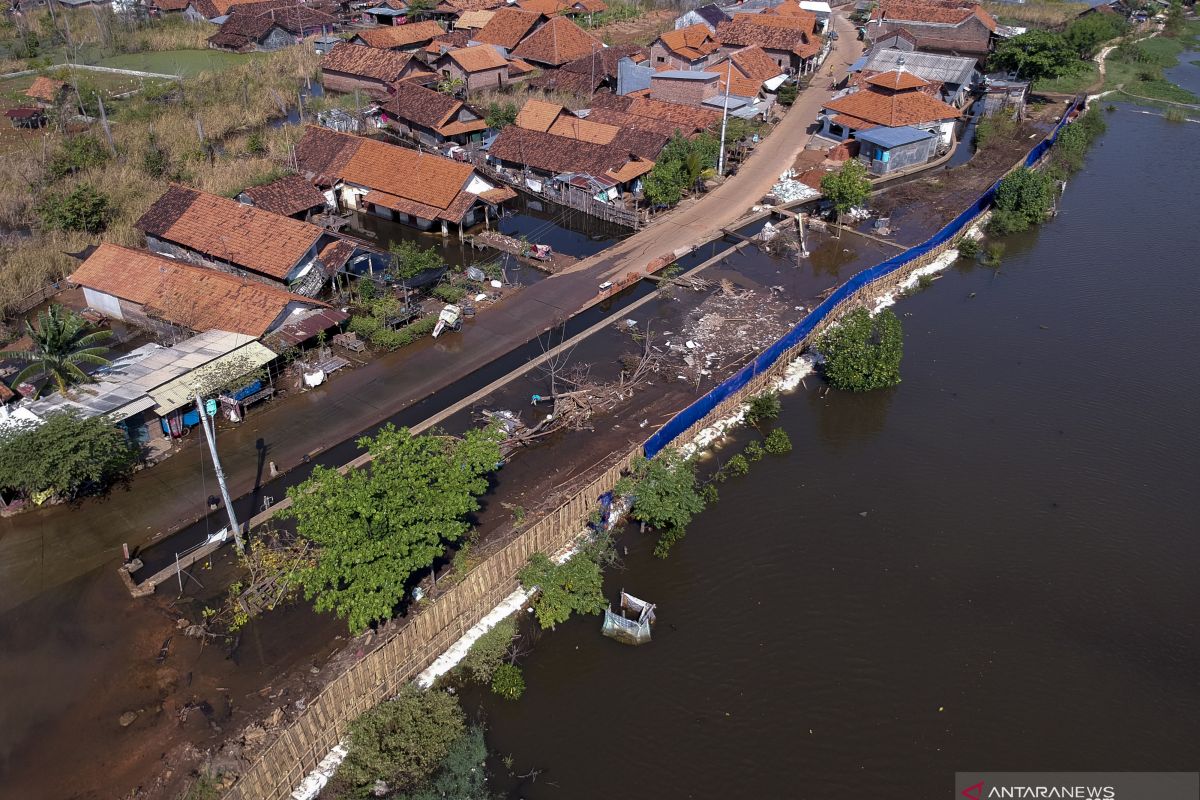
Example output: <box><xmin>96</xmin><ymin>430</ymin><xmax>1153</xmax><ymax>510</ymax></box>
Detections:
<box><xmin>962</xmin><ymin>782</ymin><xmax>985</xmax><ymax>800</ymax></box>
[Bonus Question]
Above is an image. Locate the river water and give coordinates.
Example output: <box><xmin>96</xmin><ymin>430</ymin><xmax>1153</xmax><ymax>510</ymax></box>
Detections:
<box><xmin>467</xmin><ymin>104</ymin><xmax>1200</xmax><ymax>797</ymax></box>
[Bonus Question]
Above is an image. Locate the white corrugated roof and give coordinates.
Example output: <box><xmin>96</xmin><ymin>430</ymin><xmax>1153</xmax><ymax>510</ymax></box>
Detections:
<box><xmin>150</xmin><ymin>341</ymin><xmax>276</xmax><ymax>414</ymax></box>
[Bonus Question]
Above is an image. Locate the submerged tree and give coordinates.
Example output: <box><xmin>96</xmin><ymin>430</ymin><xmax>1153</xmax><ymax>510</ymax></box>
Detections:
<box><xmin>282</xmin><ymin>423</ymin><xmax>503</xmax><ymax>635</ymax></box>
<box><xmin>817</xmin><ymin>307</ymin><xmax>903</xmax><ymax>392</ymax></box>
<box><xmin>616</xmin><ymin>450</ymin><xmax>706</xmax><ymax>558</ymax></box>
<box><xmin>821</xmin><ymin>160</ymin><xmax>871</xmax><ymax>222</ymax></box>
<box><xmin>0</xmin><ymin>411</ymin><xmax>138</xmax><ymax>500</ymax></box>
<box><xmin>1</xmin><ymin>304</ymin><xmax>112</xmax><ymax>397</ymax></box>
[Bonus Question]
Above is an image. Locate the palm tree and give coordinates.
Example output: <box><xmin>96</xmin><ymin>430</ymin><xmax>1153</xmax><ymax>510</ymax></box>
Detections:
<box><xmin>1</xmin><ymin>304</ymin><xmax>112</xmax><ymax>397</ymax></box>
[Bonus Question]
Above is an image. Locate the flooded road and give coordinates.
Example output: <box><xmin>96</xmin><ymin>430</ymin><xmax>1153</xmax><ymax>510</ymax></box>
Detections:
<box><xmin>469</xmin><ymin>105</ymin><xmax>1200</xmax><ymax>797</ymax></box>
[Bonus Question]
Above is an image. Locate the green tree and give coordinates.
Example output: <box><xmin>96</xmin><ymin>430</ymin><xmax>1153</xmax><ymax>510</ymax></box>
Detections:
<box><xmin>485</xmin><ymin>101</ymin><xmax>518</xmax><ymax>129</ymax></box>
<box><xmin>745</xmin><ymin>391</ymin><xmax>781</xmax><ymax>428</ymax></box>
<box><xmin>764</xmin><ymin>428</ymin><xmax>792</xmax><ymax>455</ymax></box>
<box><xmin>820</xmin><ymin>159</ymin><xmax>871</xmax><ymax>219</ymax></box>
<box><xmin>0</xmin><ymin>411</ymin><xmax>137</xmax><ymax>500</ymax></box>
<box><xmin>36</xmin><ymin>183</ymin><xmax>112</xmax><ymax>234</ymax></box>
<box><xmin>1</xmin><ymin>304</ymin><xmax>112</xmax><ymax>397</ymax></box>
<box><xmin>642</xmin><ymin>158</ymin><xmax>685</xmax><ymax>207</ymax></box>
<box><xmin>989</xmin><ymin>166</ymin><xmax>1055</xmax><ymax>234</ymax></box>
<box><xmin>616</xmin><ymin>451</ymin><xmax>705</xmax><ymax>557</ymax></box>
<box><xmin>490</xmin><ymin>663</ymin><xmax>525</xmax><ymax>700</ymax></box>
<box><xmin>331</xmin><ymin>686</ymin><xmax>465</xmax><ymax>798</ymax></box>
<box><xmin>282</xmin><ymin>423</ymin><xmax>503</xmax><ymax>635</ymax></box>
<box><xmin>398</xmin><ymin>726</ymin><xmax>492</xmax><ymax>800</ymax></box>
<box><xmin>777</xmin><ymin>82</ymin><xmax>798</xmax><ymax>106</ymax></box>
<box><xmin>459</xmin><ymin>617</ymin><xmax>517</xmax><ymax>684</ymax></box>
<box><xmin>817</xmin><ymin>307</ymin><xmax>903</xmax><ymax>392</ymax></box>
<box><xmin>390</xmin><ymin>240</ymin><xmax>443</xmax><ymax>302</ymax></box>
<box><xmin>989</xmin><ymin>30</ymin><xmax>1077</xmax><ymax>82</ymax></box>
<box><xmin>405</xmin><ymin>0</ymin><xmax>434</xmax><ymax>19</ymax></box>
<box><xmin>1064</xmin><ymin>13</ymin><xmax>1125</xmax><ymax>59</ymax></box>
<box><xmin>518</xmin><ymin>544</ymin><xmax>607</xmax><ymax>629</ymax></box>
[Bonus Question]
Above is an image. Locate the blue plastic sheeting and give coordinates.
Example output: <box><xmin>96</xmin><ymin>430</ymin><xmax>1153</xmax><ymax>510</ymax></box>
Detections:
<box><xmin>644</xmin><ymin>99</ymin><xmax>1080</xmax><ymax>459</ymax></box>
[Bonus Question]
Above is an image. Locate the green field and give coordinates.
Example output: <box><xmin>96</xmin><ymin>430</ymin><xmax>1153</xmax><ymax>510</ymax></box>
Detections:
<box><xmin>1034</xmin><ymin>63</ymin><xmax>1100</xmax><ymax>94</ymax></box>
<box><xmin>96</xmin><ymin>49</ymin><xmax>270</xmax><ymax>77</ymax></box>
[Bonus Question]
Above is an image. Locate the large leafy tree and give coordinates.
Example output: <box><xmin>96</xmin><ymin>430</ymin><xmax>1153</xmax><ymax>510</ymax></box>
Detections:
<box><xmin>616</xmin><ymin>450</ymin><xmax>705</xmax><ymax>557</ymax></box>
<box><xmin>1064</xmin><ymin>13</ymin><xmax>1126</xmax><ymax>59</ymax></box>
<box><xmin>817</xmin><ymin>307</ymin><xmax>904</xmax><ymax>392</ymax></box>
<box><xmin>1</xmin><ymin>304</ymin><xmax>112</xmax><ymax>397</ymax></box>
<box><xmin>282</xmin><ymin>423</ymin><xmax>503</xmax><ymax>635</ymax></box>
<box><xmin>820</xmin><ymin>159</ymin><xmax>871</xmax><ymax>217</ymax></box>
<box><xmin>518</xmin><ymin>549</ymin><xmax>607</xmax><ymax>629</ymax></box>
<box><xmin>389</xmin><ymin>240</ymin><xmax>443</xmax><ymax>303</ymax></box>
<box><xmin>0</xmin><ymin>411</ymin><xmax>138</xmax><ymax>500</ymax></box>
<box><xmin>989</xmin><ymin>30</ymin><xmax>1077</xmax><ymax>82</ymax></box>
<box><xmin>331</xmin><ymin>686</ymin><xmax>465</xmax><ymax>797</ymax></box>
<box><xmin>989</xmin><ymin>166</ymin><xmax>1056</xmax><ymax>234</ymax></box>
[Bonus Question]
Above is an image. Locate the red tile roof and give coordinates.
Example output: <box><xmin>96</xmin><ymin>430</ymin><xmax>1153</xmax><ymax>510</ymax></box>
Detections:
<box><xmin>135</xmin><ymin>186</ymin><xmax>325</xmax><ymax>280</ymax></box>
<box><xmin>514</xmin><ymin>98</ymin><xmax>564</xmax><ymax>131</ymax></box>
<box><xmin>241</xmin><ymin>174</ymin><xmax>327</xmax><ymax>217</ymax></box>
<box><xmin>511</xmin><ymin>15</ymin><xmax>602</xmax><ymax>66</ymax></box>
<box><xmin>70</xmin><ymin>243</ymin><xmax>325</xmax><ymax>337</ymax></box>
<box><xmin>872</xmin><ymin>0</ymin><xmax>997</xmax><ymax>31</ymax></box>
<box><xmin>489</xmin><ymin>125</ymin><xmax>648</xmax><ymax>180</ymax></box>
<box><xmin>442</xmin><ymin>44</ymin><xmax>509</xmax><ymax>72</ymax></box>
<box><xmin>822</xmin><ymin>83</ymin><xmax>961</xmax><ymax>128</ymax></box>
<box><xmin>342</xmin><ymin>137</ymin><xmax>473</xmax><ymax>209</ymax></box>
<box><xmin>321</xmin><ymin>42</ymin><xmax>421</xmax><ymax>83</ymax></box>
<box><xmin>865</xmin><ymin>69</ymin><xmax>931</xmax><ymax>91</ymax></box>
<box><xmin>473</xmin><ymin>7</ymin><xmax>544</xmax><ymax>49</ymax></box>
<box><xmin>716</xmin><ymin>17</ymin><xmax>821</xmax><ymax>58</ymax></box>
<box><xmin>25</xmin><ymin>76</ymin><xmax>67</xmax><ymax>103</ymax></box>
<box><xmin>381</xmin><ymin>79</ymin><xmax>486</xmax><ymax>134</ymax></box>
<box><xmin>353</xmin><ymin>20</ymin><xmax>447</xmax><ymax>49</ymax></box>
<box><xmin>656</xmin><ymin>23</ymin><xmax>720</xmax><ymax>61</ymax></box>
<box><xmin>729</xmin><ymin>45</ymin><xmax>784</xmax><ymax>81</ymax></box>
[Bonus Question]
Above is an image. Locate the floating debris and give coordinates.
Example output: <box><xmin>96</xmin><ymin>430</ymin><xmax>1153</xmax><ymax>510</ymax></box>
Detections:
<box><xmin>601</xmin><ymin>591</ymin><xmax>656</xmax><ymax>645</ymax></box>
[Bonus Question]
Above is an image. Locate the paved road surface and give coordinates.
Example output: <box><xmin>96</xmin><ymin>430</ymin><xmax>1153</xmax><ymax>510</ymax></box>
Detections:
<box><xmin>0</xmin><ymin>16</ymin><xmax>862</xmax><ymax>612</ymax></box>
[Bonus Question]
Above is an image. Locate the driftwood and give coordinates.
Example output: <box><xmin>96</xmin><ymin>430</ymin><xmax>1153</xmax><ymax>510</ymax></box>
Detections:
<box><xmin>484</xmin><ymin>324</ymin><xmax>663</xmax><ymax>455</ymax></box>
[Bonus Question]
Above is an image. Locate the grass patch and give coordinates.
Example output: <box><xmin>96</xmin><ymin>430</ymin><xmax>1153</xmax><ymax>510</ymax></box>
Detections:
<box><xmin>983</xmin><ymin>0</ymin><xmax>1089</xmax><ymax>28</ymax></box>
<box><xmin>1103</xmin><ymin>35</ymin><xmax>1200</xmax><ymax>104</ymax></box>
<box><xmin>1033</xmin><ymin>62</ymin><xmax>1100</xmax><ymax>94</ymax></box>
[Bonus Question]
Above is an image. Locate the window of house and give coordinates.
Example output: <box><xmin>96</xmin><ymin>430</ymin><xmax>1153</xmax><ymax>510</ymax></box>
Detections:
<box><xmin>657</xmin><ymin>55</ymin><xmax>666</xmax><ymax>62</ymax></box>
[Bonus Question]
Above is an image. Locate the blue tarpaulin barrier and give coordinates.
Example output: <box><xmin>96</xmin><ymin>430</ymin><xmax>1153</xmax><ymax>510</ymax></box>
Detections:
<box><xmin>644</xmin><ymin>99</ymin><xmax>1081</xmax><ymax>459</ymax></box>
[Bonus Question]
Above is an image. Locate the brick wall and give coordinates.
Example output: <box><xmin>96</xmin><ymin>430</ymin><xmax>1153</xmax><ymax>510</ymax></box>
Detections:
<box><xmin>649</xmin><ymin>74</ymin><xmax>719</xmax><ymax>107</ymax></box>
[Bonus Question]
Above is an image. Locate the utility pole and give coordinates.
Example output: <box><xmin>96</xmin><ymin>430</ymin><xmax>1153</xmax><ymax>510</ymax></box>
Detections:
<box><xmin>196</xmin><ymin>395</ymin><xmax>244</xmax><ymax>553</ymax></box>
<box><xmin>717</xmin><ymin>59</ymin><xmax>733</xmax><ymax>177</ymax></box>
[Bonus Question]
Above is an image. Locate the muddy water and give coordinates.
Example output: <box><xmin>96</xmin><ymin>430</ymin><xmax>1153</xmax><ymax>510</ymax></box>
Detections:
<box><xmin>469</xmin><ymin>106</ymin><xmax>1200</xmax><ymax>797</ymax></box>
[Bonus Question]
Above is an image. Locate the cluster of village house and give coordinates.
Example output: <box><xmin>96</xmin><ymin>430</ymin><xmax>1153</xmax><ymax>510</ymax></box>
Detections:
<box><xmin>0</xmin><ymin>0</ymin><xmax>1043</xmax><ymax>473</ymax></box>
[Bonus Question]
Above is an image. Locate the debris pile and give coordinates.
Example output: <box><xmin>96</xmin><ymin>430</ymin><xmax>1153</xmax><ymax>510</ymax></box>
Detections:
<box><xmin>660</xmin><ymin>286</ymin><xmax>793</xmax><ymax>385</ymax></box>
<box><xmin>770</xmin><ymin>173</ymin><xmax>822</xmax><ymax>204</ymax></box>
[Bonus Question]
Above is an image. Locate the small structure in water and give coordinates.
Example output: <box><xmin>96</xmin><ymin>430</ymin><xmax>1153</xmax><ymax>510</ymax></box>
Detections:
<box><xmin>601</xmin><ymin>591</ymin><xmax>656</xmax><ymax>645</ymax></box>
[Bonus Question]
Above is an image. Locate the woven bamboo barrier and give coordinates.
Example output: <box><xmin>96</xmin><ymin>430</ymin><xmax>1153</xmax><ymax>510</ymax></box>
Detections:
<box><xmin>223</xmin><ymin>447</ymin><xmax>641</xmax><ymax>800</ymax></box>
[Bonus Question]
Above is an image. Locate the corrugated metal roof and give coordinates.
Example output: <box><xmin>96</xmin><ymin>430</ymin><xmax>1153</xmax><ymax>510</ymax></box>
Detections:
<box><xmin>23</xmin><ymin>331</ymin><xmax>259</xmax><ymax>421</ymax></box>
<box><xmin>862</xmin><ymin>48</ymin><xmax>976</xmax><ymax>86</ymax></box>
<box><xmin>150</xmin><ymin>341</ymin><xmax>277</xmax><ymax>414</ymax></box>
<box><xmin>854</xmin><ymin>124</ymin><xmax>935</xmax><ymax>148</ymax></box>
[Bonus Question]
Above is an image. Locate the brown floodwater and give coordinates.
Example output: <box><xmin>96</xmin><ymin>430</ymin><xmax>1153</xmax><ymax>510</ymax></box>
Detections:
<box><xmin>466</xmin><ymin>104</ymin><xmax>1200</xmax><ymax>798</ymax></box>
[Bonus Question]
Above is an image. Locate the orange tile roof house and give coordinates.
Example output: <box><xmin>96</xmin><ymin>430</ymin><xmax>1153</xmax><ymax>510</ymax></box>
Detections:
<box><xmin>237</xmin><ymin>174</ymin><xmax>328</xmax><ymax>219</ymax></box>
<box><xmin>650</xmin><ymin>23</ymin><xmax>721</xmax><ymax>70</ymax></box>
<box><xmin>70</xmin><ymin>244</ymin><xmax>331</xmax><ymax>338</ymax></box>
<box><xmin>320</xmin><ymin>43</ymin><xmax>432</xmax><ymax>98</ymax></box>
<box><xmin>207</xmin><ymin>5</ymin><xmax>335</xmax><ymax>52</ymax></box>
<box><xmin>716</xmin><ymin>13</ymin><xmax>825</xmax><ymax>74</ymax></box>
<box><xmin>473</xmin><ymin>7</ymin><xmax>545</xmax><ymax>49</ymax></box>
<box><xmin>510</xmin><ymin>15</ymin><xmax>602</xmax><ymax>67</ymax></box>
<box><xmin>351</xmin><ymin>20</ymin><xmax>448</xmax><ymax>51</ymax></box>
<box><xmin>866</xmin><ymin>0</ymin><xmax>997</xmax><ymax>61</ymax></box>
<box><xmin>433</xmin><ymin>44</ymin><xmax>512</xmax><ymax>91</ymax></box>
<box><xmin>378</xmin><ymin>79</ymin><xmax>488</xmax><ymax>146</ymax></box>
<box><xmin>819</xmin><ymin>68</ymin><xmax>961</xmax><ymax>147</ymax></box>
<box><xmin>527</xmin><ymin>42</ymin><xmax>645</xmax><ymax>94</ymax></box>
<box><xmin>589</xmin><ymin>91</ymin><xmax>721</xmax><ymax>135</ymax></box>
<box><xmin>487</xmin><ymin>125</ymin><xmax>654</xmax><ymax>193</ymax></box>
<box><xmin>292</xmin><ymin>126</ymin><xmax>510</xmax><ymax>235</ymax></box>
<box><xmin>135</xmin><ymin>186</ymin><xmax>344</xmax><ymax>294</ymax></box>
